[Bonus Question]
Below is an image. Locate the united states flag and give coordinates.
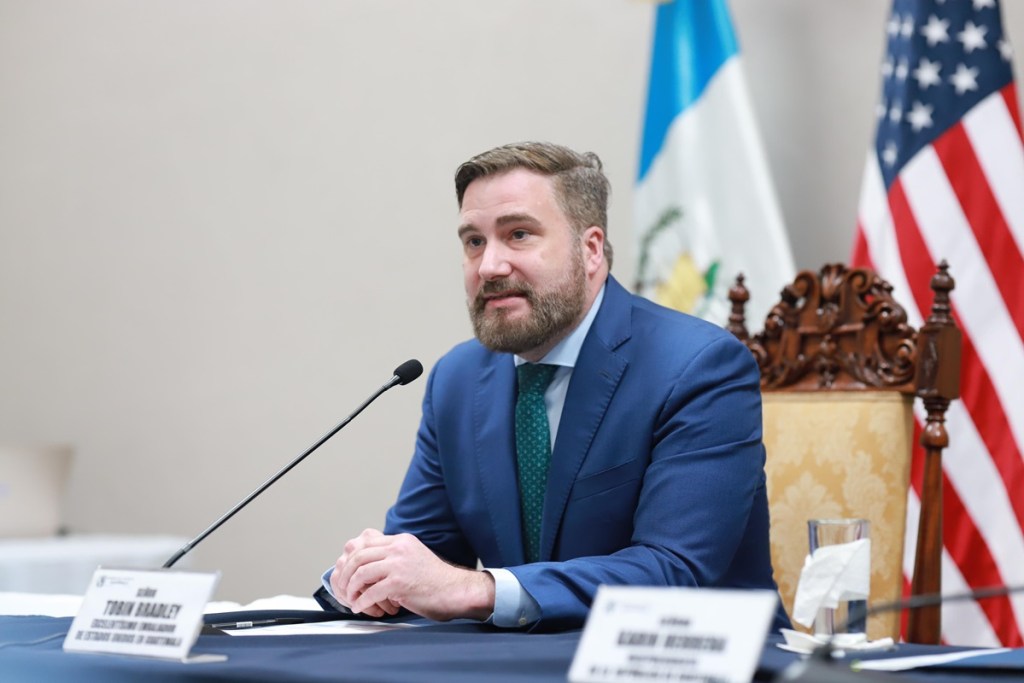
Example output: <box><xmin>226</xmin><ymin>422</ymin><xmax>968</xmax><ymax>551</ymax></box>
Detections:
<box><xmin>853</xmin><ymin>0</ymin><xmax>1024</xmax><ymax>646</ymax></box>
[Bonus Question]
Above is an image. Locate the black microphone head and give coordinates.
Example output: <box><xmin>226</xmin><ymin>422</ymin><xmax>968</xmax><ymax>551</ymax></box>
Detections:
<box><xmin>394</xmin><ymin>359</ymin><xmax>423</xmax><ymax>386</ymax></box>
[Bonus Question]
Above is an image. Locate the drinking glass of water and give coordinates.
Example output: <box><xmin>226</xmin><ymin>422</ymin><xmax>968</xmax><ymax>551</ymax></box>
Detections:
<box><xmin>807</xmin><ymin>518</ymin><xmax>870</xmax><ymax>635</ymax></box>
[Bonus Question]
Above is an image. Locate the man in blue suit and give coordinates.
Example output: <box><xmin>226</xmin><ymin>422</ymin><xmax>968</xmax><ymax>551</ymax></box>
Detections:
<box><xmin>323</xmin><ymin>142</ymin><xmax>787</xmax><ymax>631</ymax></box>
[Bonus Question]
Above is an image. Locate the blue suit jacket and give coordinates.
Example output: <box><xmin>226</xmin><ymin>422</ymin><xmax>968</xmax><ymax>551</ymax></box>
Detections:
<box><xmin>385</xmin><ymin>276</ymin><xmax>788</xmax><ymax>630</ymax></box>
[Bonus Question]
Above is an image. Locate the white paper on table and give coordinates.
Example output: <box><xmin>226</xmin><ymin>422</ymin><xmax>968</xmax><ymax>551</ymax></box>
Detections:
<box><xmin>224</xmin><ymin>620</ymin><xmax>419</xmax><ymax>636</ymax></box>
<box><xmin>205</xmin><ymin>594</ymin><xmax>321</xmax><ymax>613</ymax></box>
<box><xmin>854</xmin><ymin>648</ymin><xmax>1009</xmax><ymax>672</ymax></box>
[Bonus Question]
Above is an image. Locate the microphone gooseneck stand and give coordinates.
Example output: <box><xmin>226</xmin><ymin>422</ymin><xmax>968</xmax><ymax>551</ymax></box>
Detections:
<box><xmin>162</xmin><ymin>359</ymin><xmax>424</xmax><ymax>569</ymax></box>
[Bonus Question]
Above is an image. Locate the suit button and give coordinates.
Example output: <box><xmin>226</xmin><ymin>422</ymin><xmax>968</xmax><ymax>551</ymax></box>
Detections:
<box><xmin>518</xmin><ymin>617</ymin><xmax>527</xmax><ymax>626</ymax></box>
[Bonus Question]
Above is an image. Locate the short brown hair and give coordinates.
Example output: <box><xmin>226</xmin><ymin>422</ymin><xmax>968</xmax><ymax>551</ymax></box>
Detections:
<box><xmin>454</xmin><ymin>142</ymin><xmax>613</xmax><ymax>267</ymax></box>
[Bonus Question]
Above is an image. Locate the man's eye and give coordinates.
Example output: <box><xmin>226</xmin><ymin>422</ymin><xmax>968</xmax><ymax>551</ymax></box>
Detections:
<box><xmin>464</xmin><ymin>236</ymin><xmax>484</xmax><ymax>249</ymax></box>
<box><xmin>511</xmin><ymin>230</ymin><xmax>528</xmax><ymax>240</ymax></box>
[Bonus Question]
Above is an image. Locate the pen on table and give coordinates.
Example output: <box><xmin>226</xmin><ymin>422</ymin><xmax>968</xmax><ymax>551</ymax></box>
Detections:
<box><xmin>208</xmin><ymin>617</ymin><xmax>305</xmax><ymax>630</ymax></box>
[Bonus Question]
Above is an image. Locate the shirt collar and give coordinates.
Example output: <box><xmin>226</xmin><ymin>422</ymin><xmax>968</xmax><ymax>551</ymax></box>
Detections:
<box><xmin>514</xmin><ymin>282</ymin><xmax>606</xmax><ymax>369</ymax></box>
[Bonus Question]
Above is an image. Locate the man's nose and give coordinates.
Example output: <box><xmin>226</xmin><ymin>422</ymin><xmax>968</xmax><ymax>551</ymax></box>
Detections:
<box><xmin>478</xmin><ymin>243</ymin><xmax>513</xmax><ymax>281</ymax></box>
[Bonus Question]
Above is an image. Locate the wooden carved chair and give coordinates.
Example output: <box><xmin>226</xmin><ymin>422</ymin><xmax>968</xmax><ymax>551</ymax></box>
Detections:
<box><xmin>727</xmin><ymin>262</ymin><xmax>961</xmax><ymax>644</ymax></box>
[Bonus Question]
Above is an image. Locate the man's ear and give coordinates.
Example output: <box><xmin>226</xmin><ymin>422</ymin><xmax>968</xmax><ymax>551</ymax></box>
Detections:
<box><xmin>581</xmin><ymin>226</ymin><xmax>605</xmax><ymax>274</ymax></box>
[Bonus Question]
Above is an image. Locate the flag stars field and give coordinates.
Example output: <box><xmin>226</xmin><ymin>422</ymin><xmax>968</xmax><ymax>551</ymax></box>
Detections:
<box><xmin>999</xmin><ymin>38</ymin><xmax>1014</xmax><ymax>61</ymax></box>
<box><xmin>951</xmin><ymin>63</ymin><xmax>980</xmax><ymax>94</ymax></box>
<box><xmin>907</xmin><ymin>101</ymin><xmax>934</xmax><ymax>131</ymax></box>
<box><xmin>890</xmin><ymin>102</ymin><xmax>904</xmax><ymax>123</ymax></box>
<box><xmin>881</xmin><ymin>141</ymin><xmax>899</xmax><ymax>167</ymax></box>
<box><xmin>874</xmin><ymin>0</ymin><xmax>1012</xmax><ymax>186</ymax></box>
<box><xmin>896</xmin><ymin>58</ymin><xmax>911</xmax><ymax>80</ymax></box>
<box><xmin>914</xmin><ymin>57</ymin><xmax>942</xmax><ymax>88</ymax></box>
<box><xmin>889</xmin><ymin>14</ymin><xmax>903</xmax><ymax>37</ymax></box>
<box><xmin>902</xmin><ymin>15</ymin><xmax>916</xmax><ymax>39</ymax></box>
<box><xmin>922</xmin><ymin>15</ymin><xmax>951</xmax><ymax>46</ymax></box>
<box><xmin>958</xmin><ymin>21</ymin><xmax>988</xmax><ymax>53</ymax></box>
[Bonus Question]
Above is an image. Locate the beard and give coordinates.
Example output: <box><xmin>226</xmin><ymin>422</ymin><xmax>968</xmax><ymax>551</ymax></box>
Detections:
<box><xmin>469</xmin><ymin>249</ymin><xmax>588</xmax><ymax>355</ymax></box>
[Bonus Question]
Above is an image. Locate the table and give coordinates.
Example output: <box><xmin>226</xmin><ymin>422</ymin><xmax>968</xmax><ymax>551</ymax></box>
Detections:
<box><xmin>2</xmin><ymin>611</ymin><xmax>1023</xmax><ymax>683</ymax></box>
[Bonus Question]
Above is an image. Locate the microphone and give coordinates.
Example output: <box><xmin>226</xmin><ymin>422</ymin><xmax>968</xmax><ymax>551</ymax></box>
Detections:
<box><xmin>392</xmin><ymin>359</ymin><xmax>424</xmax><ymax>386</ymax></box>
<box><xmin>776</xmin><ymin>584</ymin><xmax>1024</xmax><ymax>682</ymax></box>
<box><xmin>162</xmin><ymin>359</ymin><xmax>424</xmax><ymax>569</ymax></box>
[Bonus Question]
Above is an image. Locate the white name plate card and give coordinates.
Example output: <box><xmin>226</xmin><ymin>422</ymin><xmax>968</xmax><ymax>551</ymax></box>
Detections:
<box><xmin>568</xmin><ymin>586</ymin><xmax>777</xmax><ymax>683</ymax></box>
<box><xmin>63</xmin><ymin>567</ymin><xmax>222</xmax><ymax>662</ymax></box>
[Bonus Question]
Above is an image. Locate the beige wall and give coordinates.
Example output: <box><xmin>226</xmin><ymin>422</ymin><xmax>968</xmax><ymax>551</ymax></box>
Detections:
<box><xmin>2</xmin><ymin>1</ymin><xmax>1021</xmax><ymax>602</ymax></box>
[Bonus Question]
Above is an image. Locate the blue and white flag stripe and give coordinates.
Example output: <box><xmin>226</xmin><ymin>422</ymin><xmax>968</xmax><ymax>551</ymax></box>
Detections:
<box><xmin>639</xmin><ymin>0</ymin><xmax>738</xmax><ymax>182</ymax></box>
<box><xmin>635</xmin><ymin>0</ymin><xmax>794</xmax><ymax>328</ymax></box>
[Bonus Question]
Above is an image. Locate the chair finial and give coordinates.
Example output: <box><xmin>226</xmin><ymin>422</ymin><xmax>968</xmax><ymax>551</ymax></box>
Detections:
<box><xmin>928</xmin><ymin>260</ymin><xmax>955</xmax><ymax>325</ymax></box>
<box><xmin>727</xmin><ymin>273</ymin><xmax>750</xmax><ymax>341</ymax></box>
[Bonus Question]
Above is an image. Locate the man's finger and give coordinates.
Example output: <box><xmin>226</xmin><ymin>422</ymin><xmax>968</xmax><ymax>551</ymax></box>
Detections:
<box><xmin>351</xmin><ymin>578</ymin><xmax>397</xmax><ymax>615</ymax></box>
<box><xmin>343</xmin><ymin>551</ymin><xmax>393</xmax><ymax>604</ymax></box>
<box><xmin>336</xmin><ymin>545</ymin><xmax>391</xmax><ymax>599</ymax></box>
<box><xmin>339</xmin><ymin>529</ymin><xmax>386</xmax><ymax>560</ymax></box>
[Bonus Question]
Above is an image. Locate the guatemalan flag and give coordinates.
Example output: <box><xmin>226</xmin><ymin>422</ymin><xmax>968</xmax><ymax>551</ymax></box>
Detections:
<box><xmin>634</xmin><ymin>0</ymin><xmax>794</xmax><ymax>326</ymax></box>
<box><xmin>853</xmin><ymin>0</ymin><xmax>1024</xmax><ymax>646</ymax></box>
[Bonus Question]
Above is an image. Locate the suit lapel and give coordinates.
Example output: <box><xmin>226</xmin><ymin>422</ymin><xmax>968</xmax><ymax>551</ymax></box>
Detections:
<box><xmin>473</xmin><ymin>356</ymin><xmax>527</xmax><ymax>566</ymax></box>
<box><xmin>539</xmin><ymin>277</ymin><xmax>632</xmax><ymax>561</ymax></box>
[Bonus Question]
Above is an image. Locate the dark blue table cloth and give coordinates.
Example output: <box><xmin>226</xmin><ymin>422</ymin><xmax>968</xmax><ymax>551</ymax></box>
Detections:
<box><xmin>2</xmin><ymin>613</ymin><xmax>1022</xmax><ymax>682</ymax></box>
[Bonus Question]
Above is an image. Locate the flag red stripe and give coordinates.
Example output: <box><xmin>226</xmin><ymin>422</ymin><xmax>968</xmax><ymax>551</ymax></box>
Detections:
<box><xmin>904</xmin><ymin>424</ymin><xmax>1022</xmax><ymax>644</ymax></box>
<box><xmin>851</xmin><ymin>224</ymin><xmax>870</xmax><ymax>267</ymax></box>
<box><xmin>931</xmin><ymin>123</ymin><xmax>1024</xmax><ymax>340</ymax></box>
<box><xmin>1003</xmin><ymin>83</ymin><xmax>1023</xmax><ymax>136</ymax></box>
<box><xmin>904</xmin><ymin>423</ymin><xmax>1021</xmax><ymax>644</ymax></box>
<box><xmin>955</xmin><ymin>333</ymin><xmax>1024</xmax><ymax>530</ymax></box>
<box><xmin>855</xmin><ymin>198</ymin><xmax>1022</xmax><ymax>643</ymax></box>
<box><xmin>886</xmin><ymin>180</ymin><xmax>1022</xmax><ymax>642</ymax></box>
<box><xmin>888</xmin><ymin>172</ymin><xmax>1024</xmax><ymax>534</ymax></box>
<box><xmin>943</xmin><ymin>474</ymin><xmax>1024</xmax><ymax>646</ymax></box>
<box><xmin>885</xmin><ymin>179</ymin><xmax>937</xmax><ymax>316</ymax></box>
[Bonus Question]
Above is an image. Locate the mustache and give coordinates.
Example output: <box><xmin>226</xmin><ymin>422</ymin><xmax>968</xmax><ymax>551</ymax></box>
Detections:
<box><xmin>473</xmin><ymin>278</ymin><xmax>535</xmax><ymax>314</ymax></box>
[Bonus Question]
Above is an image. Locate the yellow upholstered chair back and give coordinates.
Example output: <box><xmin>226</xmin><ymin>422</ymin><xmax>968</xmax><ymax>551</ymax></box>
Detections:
<box><xmin>762</xmin><ymin>392</ymin><xmax>912</xmax><ymax>640</ymax></box>
<box><xmin>728</xmin><ymin>263</ymin><xmax>961</xmax><ymax>644</ymax></box>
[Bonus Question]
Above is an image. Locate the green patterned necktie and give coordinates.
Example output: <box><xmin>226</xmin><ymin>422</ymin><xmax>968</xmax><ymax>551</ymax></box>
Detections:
<box><xmin>515</xmin><ymin>362</ymin><xmax>558</xmax><ymax>564</ymax></box>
